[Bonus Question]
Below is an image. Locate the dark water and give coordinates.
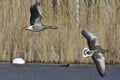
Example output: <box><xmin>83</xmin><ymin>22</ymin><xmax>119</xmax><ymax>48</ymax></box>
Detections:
<box><xmin>0</xmin><ymin>64</ymin><xmax>119</xmax><ymax>80</ymax></box>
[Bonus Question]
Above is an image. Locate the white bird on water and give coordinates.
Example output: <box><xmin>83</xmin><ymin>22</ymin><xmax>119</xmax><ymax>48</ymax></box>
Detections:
<box><xmin>12</xmin><ymin>58</ymin><xmax>25</xmax><ymax>64</ymax></box>
<box><xmin>81</xmin><ymin>30</ymin><xmax>106</xmax><ymax>77</ymax></box>
<box><xmin>22</xmin><ymin>2</ymin><xmax>57</xmax><ymax>32</ymax></box>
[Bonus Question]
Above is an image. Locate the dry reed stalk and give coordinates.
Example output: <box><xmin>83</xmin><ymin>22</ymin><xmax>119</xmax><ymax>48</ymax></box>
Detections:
<box><xmin>0</xmin><ymin>0</ymin><xmax>119</xmax><ymax>64</ymax></box>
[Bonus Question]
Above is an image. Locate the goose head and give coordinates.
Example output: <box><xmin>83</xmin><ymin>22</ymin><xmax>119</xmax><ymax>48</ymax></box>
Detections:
<box><xmin>22</xmin><ymin>26</ymin><xmax>33</xmax><ymax>31</ymax></box>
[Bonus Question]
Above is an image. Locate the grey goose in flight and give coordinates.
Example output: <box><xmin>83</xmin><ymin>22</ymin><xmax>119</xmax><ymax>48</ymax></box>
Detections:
<box><xmin>23</xmin><ymin>2</ymin><xmax>57</xmax><ymax>32</ymax></box>
<box><xmin>81</xmin><ymin>30</ymin><xmax>106</xmax><ymax>77</ymax></box>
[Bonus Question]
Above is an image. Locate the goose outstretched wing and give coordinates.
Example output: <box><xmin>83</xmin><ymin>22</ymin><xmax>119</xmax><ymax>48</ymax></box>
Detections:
<box><xmin>92</xmin><ymin>52</ymin><xmax>105</xmax><ymax>77</ymax></box>
<box><xmin>30</xmin><ymin>2</ymin><xmax>42</xmax><ymax>25</ymax></box>
<box><xmin>81</xmin><ymin>30</ymin><xmax>100</xmax><ymax>49</ymax></box>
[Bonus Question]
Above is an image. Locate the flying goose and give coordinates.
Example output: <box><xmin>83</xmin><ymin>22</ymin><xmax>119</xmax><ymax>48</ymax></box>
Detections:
<box><xmin>81</xmin><ymin>30</ymin><xmax>106</xmax><ymax>77</ymax></box>
<box><xmin>22</xmin><ymin>2</ymin><xmax>57</xmax><ymax>32</ymax></box>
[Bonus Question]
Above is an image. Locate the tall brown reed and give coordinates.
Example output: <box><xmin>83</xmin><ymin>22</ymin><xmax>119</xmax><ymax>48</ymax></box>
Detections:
<box><xmin>0</xmin><ymin>0</ymin><xmax>119</xmax><ymax>64</ymax></box>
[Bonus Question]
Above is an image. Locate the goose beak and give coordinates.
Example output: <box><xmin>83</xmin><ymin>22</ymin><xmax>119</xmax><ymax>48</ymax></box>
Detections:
<box><xmin>21</xmin><ymin>27</ymin><xmax>25</xmax><ymax>31</ymax></box>
<box><xmin>22</xmin><ymin>26</ymin><xmax>26</xmax><ymax>30</ymax></box>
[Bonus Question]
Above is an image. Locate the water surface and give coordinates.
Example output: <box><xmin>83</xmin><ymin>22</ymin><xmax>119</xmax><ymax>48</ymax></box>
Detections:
<box><xmin>0</xmin><ymin>64</ymin><xmax>119</xmax><ymax>80</ymax></box>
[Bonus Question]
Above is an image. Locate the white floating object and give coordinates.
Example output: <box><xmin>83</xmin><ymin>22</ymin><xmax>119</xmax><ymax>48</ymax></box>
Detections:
<box><xmin>12</xmin><ymin>58</ymin><xmax>25</xmax><ymax>64</ymax></box>
<box><xmin>82</xmin><ymin>48</ymin><xmax>92</xmax><ymax>57</ymax></box>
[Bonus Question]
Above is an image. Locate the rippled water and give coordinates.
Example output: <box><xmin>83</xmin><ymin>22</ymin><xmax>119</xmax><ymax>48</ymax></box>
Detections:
<box><xmin>0</xmin><ymin>64</ymin><xmax>119</xmax><ymax>80</ymax></box>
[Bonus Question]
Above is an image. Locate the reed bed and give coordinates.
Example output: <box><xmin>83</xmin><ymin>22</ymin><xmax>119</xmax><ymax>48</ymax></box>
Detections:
<box><xmin>0</xmin><ymin>0</ymin><xmax>120</xmax><ymax>64</ymax></box>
